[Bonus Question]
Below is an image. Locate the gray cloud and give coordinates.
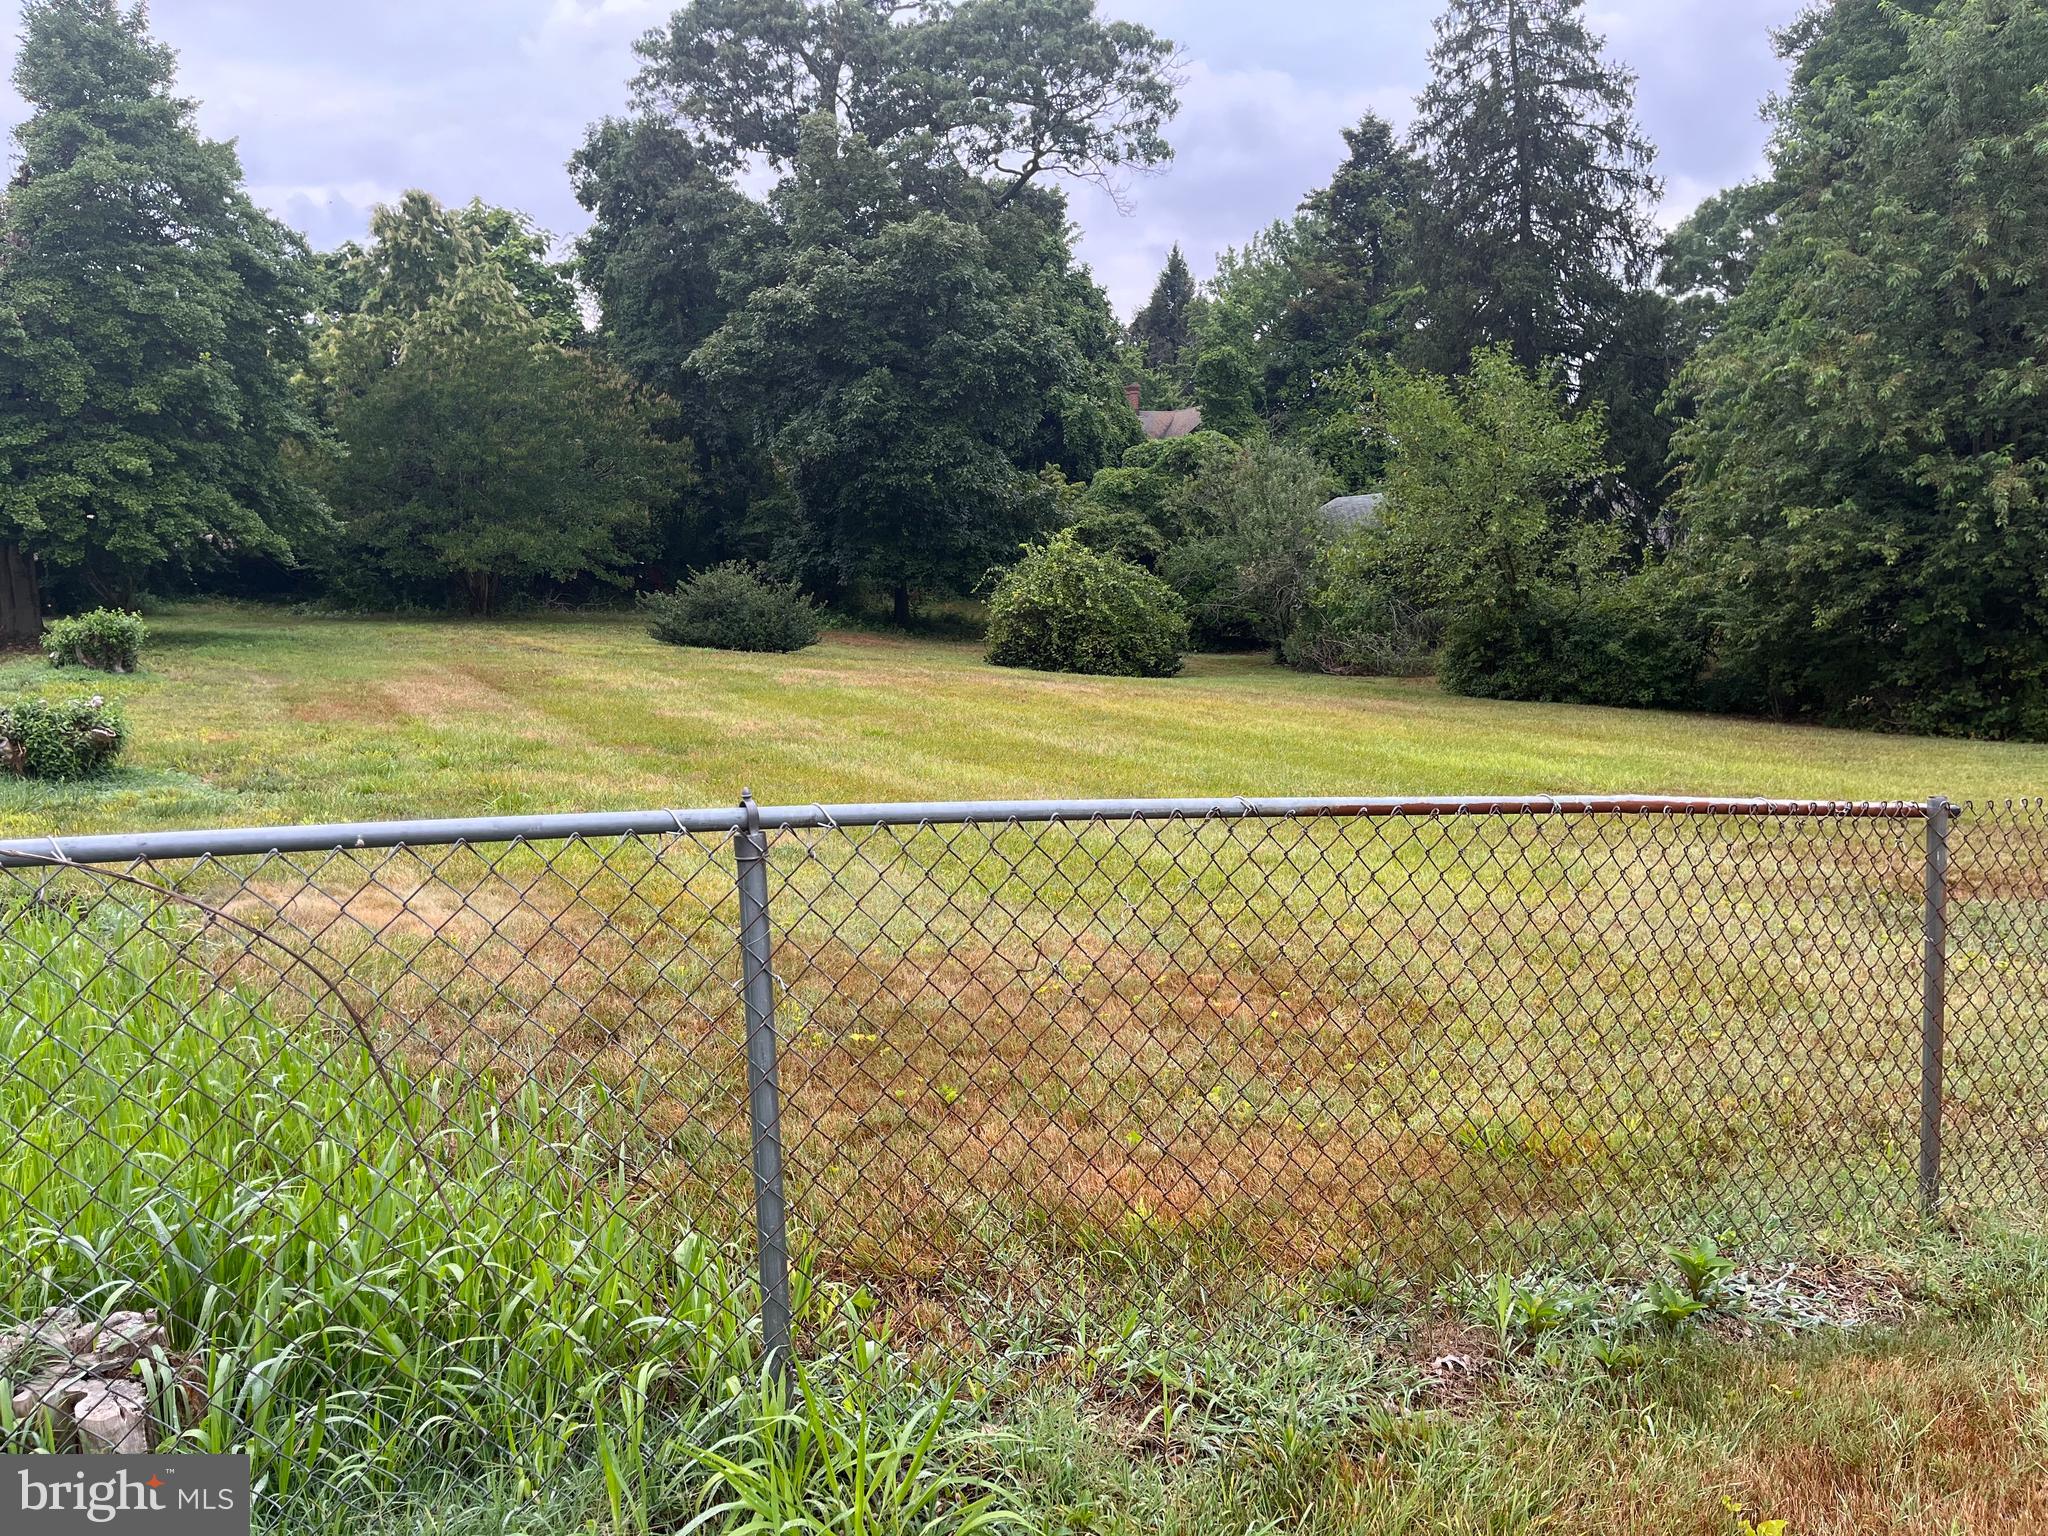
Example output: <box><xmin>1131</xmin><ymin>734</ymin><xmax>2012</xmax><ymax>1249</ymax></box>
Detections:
<box><xmin>1</xmin><ymin>0</ymin><xmax>1807</xmax><ymax>314</ymax></box>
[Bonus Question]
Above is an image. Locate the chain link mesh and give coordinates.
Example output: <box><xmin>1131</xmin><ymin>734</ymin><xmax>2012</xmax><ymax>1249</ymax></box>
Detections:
<box><xmin>1</xmin><ymin>796</ymin><xmax>2041</xmax><ymax>1527</ymax></box>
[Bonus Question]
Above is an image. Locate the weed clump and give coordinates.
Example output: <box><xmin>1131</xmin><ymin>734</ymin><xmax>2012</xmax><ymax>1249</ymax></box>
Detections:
<box><xmin>0</xmin><ymin>695</ymin><xmax>125</xmax><ymax>779</ymax></box>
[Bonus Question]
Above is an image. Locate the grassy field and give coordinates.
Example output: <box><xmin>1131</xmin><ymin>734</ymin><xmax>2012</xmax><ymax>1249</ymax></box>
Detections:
<box><xmin>2</xmin><ymin>602</ymin><xmax>2046</xmax><ymax>837</ymax></box>
<box><xmin>8</xmin><ymin>603</ymin><xmax>2048</xmax><ymax>1533</ymax></box>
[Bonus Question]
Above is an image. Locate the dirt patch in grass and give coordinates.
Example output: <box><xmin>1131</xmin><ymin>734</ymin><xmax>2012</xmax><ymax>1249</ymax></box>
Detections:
<box><xmin>282</xmin><ymin>666</ymin><xmax>528</xmax><ymax>729</ymax></box>
<box><xmin>380</xmin><ymin>667</ymin><xmax>525</xmax><ymax>725</ymax></box>
<box><xmin>1400</xmin><ymin>1316</ymin><xmax>1499</xmax><ymax>1411</ymax></box>
<box><xmin>287</xmin><ymin>689</ymin><xmax>389</xmax><ymax>725</ymax></box>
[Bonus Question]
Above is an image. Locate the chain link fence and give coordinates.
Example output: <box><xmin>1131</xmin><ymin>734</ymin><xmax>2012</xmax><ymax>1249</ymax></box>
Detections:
<box><xmin>1</xmin><ymin>792</ymin><xmax>2043</xmax><ymax>1525</ymax></box>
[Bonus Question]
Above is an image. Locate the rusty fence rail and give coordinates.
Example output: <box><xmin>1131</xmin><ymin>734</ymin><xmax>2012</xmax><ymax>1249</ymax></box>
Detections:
<box><xmin>3</xmin><ymin>790</ymin><xmax>2044</xmax><ymax>1523</ymax></box>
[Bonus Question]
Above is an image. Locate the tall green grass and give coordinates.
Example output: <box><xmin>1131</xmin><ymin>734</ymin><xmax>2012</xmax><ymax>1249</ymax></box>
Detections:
<box><xmin>0</xmin><ymin>904</ymin><xmax>752</xmax><ymax>1518</ymax></box>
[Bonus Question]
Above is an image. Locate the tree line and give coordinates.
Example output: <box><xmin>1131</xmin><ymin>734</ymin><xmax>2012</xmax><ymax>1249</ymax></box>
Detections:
<box><xmin>2</xmin><ymin>0</ymin><xmax>2045</xmax><ymax>738</ymax></box>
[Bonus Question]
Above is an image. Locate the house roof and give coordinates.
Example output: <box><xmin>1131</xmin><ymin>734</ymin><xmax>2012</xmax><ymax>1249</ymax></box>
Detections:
<box><xmin>1137</xmin><ymin>408</ymin><xmax>1204</xmax><ymax>440</ymax></box>
<box><xmin>1320</xmin><ymin>494</ymin><xmax>1385</xmax><ymax>529</ymax></box>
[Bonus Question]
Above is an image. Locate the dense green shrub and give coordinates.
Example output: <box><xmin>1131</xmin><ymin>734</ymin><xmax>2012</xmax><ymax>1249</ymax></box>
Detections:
<box><xmin>1161</xmin><ymin>439</ymin><xmax>1335</xmax><ymax>650</ymax></box>
<box><xmin>642</xmin><ymin>563</ymin><xmax>823</xmax><ymax>653</ymax></box>
<box><xmin>0</xmin><ymin>696</ymin><xmax>126</xmax><ymax>779</ymax></box>
<box><xmin>1289</xmin><ymin>521</ymin><xmax>1446</xmax><ymax>676</ymax></box>
<box><xmin>42</xmin><ymin>609</ymin><xmax>146</xmax><ymax>672</ymax></box>
<box><xmin>1159</xmin><ymin>536</ymin><xmax>1262</xmax><ymax>646</ymax></box>
<box><xmin>1066</xmin><ymin>505</ymin><xmax>1167</xmax><ymax>568</ymax></box>
<box><xmin>1288</xmin><ymin>350</ymin><xmax>1710</xmax><ymax>708</ymax></box>
<box><xmin>1287</xmin><ymin>589</ymin><xmax>1444</xmax><ymax>677</ymax></box>
<box><xmin>985</xmin><ymin>530</ymin><xmax>1189</xmax><ymax>678</ymax></box>
<box><xmin>1437</xmin><ymin>571</ymin><xmax>1703</xmax><ymax>710</ymax></box>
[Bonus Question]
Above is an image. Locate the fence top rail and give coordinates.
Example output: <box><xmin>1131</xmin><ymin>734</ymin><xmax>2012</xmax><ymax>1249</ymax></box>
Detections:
<box><xmin>0</xmin><ymin>793</ymin><xmax>1933</xmax><ymax>869</ymax></box>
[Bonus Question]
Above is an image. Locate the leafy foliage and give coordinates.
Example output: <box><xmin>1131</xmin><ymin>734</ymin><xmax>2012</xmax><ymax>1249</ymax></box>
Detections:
<box><xmin>632</xmin><ymin>0</ymin><xmax>1179</xmax><ymax>198</ymax></box>
<box><xmin>318</xmin><ymin>197</ymin><xmax>581</xmax><ymax>344</ymax></box>
<box><xmin>1065</xmin><ymin>428</ymin><xmax>1245</xmax><ymax>577</ymax></box>
<box><xmin>571</xmin><ymin>114</ymin><xmax>772</xmax><ymax>574</ymax></box>
<box><xmin>1671</xmin><ymin>0</ymin><xmax>2048</xmax><ymax>738</ymax></box>
<box><xmin>1290</xmin><ymin>535</ymin><xmax>1447</xmax><ymax>678</ymax></box>
<box><xmin>1191</xmin><ymin>345</ymin><xmax>1262</xmax><ymax>441</ymax></box>
<box><xmin>985</xmin><ymin>529</ymin><xmax>1189</xmax><ymax>677</ymax></box>
<box><xmin>308</xmin><ymin>194</ymin><xmax>681</xmax><ymax>615</ymax></box>
<box><xmin>41</xmin><ymin>608</ymin><xmax>145</xmax><ymax>672</ymax></box>
<box><xmin>642</xmin><ymin>562</ymin><xmax>823</xmax><ymax>653</ymax></box>
<box><xmin>1205</xmin><ymin>115</ymin><xmax>1420</xmax><ymax>445</ymax></box>
<box><xmin>1292</xmin><ymin>347</ymin><xmax>1703</xmax><ymax>705</ymax></box>
<box><xmin>1364</xmin><ymin>347</ymin><xmax>1614</xmax><ymax>638</ymax></box>
<box><xmin>0</xmin><ymin>0</ymin><xmax>325</xmax><ymax>623</ymax></box>
<box><xmin>692</xmin><ymin>125</ymin><xmax>1080</xmax><ymax>620</ymax></box>
<box><xmin>1158</xmin><ymin>438</ymin><xmax>1335</xmax><ymax>649</ymax></box>
<box><xmin>1437</xmin><ymin>563</ymin><xmax>1703</xmax><ymax>708</ymax></box>
<box><xmin>0</xmin><ymin>694</ymin><xmax>125</xmax><ymax>778</ymax></box>
<box><xmin>584</xmin><ymin>0</ymin><xmax>1179</xmax><ymax>621</ymax></box>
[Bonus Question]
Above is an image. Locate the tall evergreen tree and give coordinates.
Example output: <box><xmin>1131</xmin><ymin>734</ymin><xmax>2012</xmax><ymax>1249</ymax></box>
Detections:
<box><xmin>1406</xmin><ymin>0</ymin><xmax>1660</xmax><ymax>374</ymax></box>
<box><xmin>0</xmin><ymin>0</ymin><xmax>323</xmax><ymax>634</ymax></box>
<box><xmin>1128</xmin><ymin>245</ymin><xmax>1197</xmax><ymax>378</ymax></box>
<box><xmin>1673</xmin><ymin>0</ymin><xmax>2048</xmax><ymax>737</ymax></box>
<box><xmin>1248</xmin><ymin>113</ymin><xmax>1422</xmax><ymax>440</ymax></box>
<box><xmin>1289</xmin><ymin>114</ymin><xmax>1419</xmax><ymax>376</ymax></box>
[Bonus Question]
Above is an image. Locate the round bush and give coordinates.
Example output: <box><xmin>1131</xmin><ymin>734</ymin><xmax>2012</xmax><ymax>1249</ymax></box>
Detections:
<box><xmin>984</xmin><ymin>530</ymin><xmax>1189</xmax><ymax>679</ymax></box>
<box><xmin>641</xmin><ymin>564</ymin><xmax>823</xmax><ymax>653</ymax></box>
<box><xmin>43</xmin><ymin>609</ymin><xmax>146</xmax><ymax>672</ymax></box>
<box><xmin>0</xmin><ymin>695</ymin><xmax>127</xmax><ymax>779</ymax></box>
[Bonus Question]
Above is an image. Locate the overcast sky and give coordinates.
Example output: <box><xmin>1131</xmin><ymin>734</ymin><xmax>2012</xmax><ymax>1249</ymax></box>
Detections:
<box><xmin>0</xmin><ymin>0</ymin><xmax>1807</xmax><ymax>317</ymax></box>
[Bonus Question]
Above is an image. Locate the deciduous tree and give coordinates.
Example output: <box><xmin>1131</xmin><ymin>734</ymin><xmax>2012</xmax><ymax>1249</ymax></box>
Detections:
<box><xmin>692</xmin><ymin>123</ymin><xmax>1082</xmax><ymax>624</ymax></box>
<box><xmin>633</xmin><ymin>0</ymin><xmax>1178</xmax><ymax>202</ymax></box>
<box><xmin>588</xmin><ymin>0</ymin><xmax>1180</xmax><ymax>620</ymax></box>
<box><xmin>310</xmin><ymin>196</ymin><xmax>679</xmax><ymax>614</ymax></box>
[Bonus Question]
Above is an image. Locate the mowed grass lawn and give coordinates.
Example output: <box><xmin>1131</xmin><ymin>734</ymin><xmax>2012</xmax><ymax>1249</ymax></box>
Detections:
<box><xmin>3</xmin><ymin>600</ymin><xmax>2046</xmax><ymax>837</ymax></box>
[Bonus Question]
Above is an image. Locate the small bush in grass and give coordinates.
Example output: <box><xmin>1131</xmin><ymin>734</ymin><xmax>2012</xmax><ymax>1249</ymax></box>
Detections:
<box><xmin>985</xmin><ymin>530</ymin><xmax>1189</xmax><ymax>678</ymax></box>
<box><xmin>0</xmin><ymin>696</ymin><xmax>126</xmax><ymax>779</ymax></box>
<box><xmin>42</xmin><ymin>609</ymin><xmax>146</xmax><ymax>672</ymax></box>
<box><xmin>642</xmin><ymin>563</ymin><xmax>822</xmax><ymax>653</ymax></box>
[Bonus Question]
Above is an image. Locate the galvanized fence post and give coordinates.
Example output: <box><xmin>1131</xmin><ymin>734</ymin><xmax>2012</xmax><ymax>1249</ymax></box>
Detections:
<box><xmin>1918</xmin><ymin>795</ymin><xmax>1952</xmax><ymax>1217</ymax></box>
<box><xmin>734</xmin><ymin>790</ymin><xmax>794</xmax><ymax>1370</ymax></box>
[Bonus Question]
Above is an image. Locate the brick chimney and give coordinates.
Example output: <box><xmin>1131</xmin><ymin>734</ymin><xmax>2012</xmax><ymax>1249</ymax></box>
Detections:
<box><xmin>1124</xmin><ymin>382</ymin><xmax>1143</xmax><ymax>412</ymax></box>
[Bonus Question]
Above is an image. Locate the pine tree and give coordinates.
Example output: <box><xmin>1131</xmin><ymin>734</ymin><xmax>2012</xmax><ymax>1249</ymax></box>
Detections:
<box><xmin>0</xmin><ymin>0</ymin><xmax>323</xmax><ymax>634</ymax></box>
<box><xmin>1128</xmin><ymin>245</ymin><xmax>1197</xmax><ymax>376</ymax></box>
<box><xmin>1406</xmin><ymin>0</ymin><xmax>1659</xmax><ymax>374</ymax></box>
<box><xmin>1266</xmin><ymin>112</ymin><xmax>1421</xmax><ymax>417</ymax></box>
